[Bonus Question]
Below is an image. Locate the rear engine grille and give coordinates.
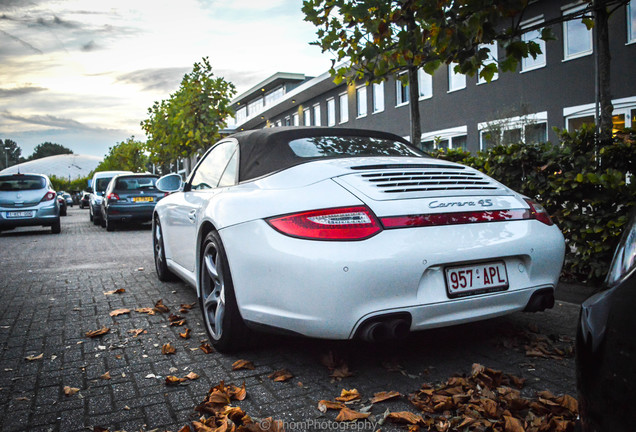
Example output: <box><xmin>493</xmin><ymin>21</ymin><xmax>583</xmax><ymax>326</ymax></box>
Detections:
<box><xmin>360</xmin><ymin>170</ymin><xmax>499</xmax><ymax>194</ymax></box>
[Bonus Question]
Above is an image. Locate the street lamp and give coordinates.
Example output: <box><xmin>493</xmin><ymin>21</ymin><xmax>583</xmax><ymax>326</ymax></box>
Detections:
<box><xmin>3</xmin><ymin>146</ymin><xmax>9</xmax><ymax>169</ymax></box>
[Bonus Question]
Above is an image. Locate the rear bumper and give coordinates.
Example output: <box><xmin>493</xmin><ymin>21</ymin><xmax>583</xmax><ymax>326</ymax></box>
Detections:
<box><xmin>219</xmin><ymin>218</ymin><xmax>565</xmax><ymax>339</ymax></box>
<box><xmin>106</xmin><ymin>204</ymin><xmax>155</xmax><ymax>222</ymax></box>
<box><xmin>0</xmin><ymin>204</ymin><xmax>60</xmax><ymax>229</ymax></box>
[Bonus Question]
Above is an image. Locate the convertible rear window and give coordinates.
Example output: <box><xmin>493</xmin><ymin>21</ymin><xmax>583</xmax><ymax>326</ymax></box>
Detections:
<box><xmin>0</xmin><ymin>175</ymin><xmax>46</xmax><ymax>191</ymax></box>
<box><xmin>288</xmin><ymin>136</ymin><xmax>423</xmax><ymax>158</ymax></box>
<box><xmin>115</xmin><ymin>176</ymin><xmax>158</xmax><ymax>191</ymax></box>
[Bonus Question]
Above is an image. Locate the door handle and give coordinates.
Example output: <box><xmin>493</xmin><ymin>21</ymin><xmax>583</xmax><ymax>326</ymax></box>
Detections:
<box><xmin>187</xmin><ymin>209</ymin><xmax>197</xmax><ymax>223</ymax></box>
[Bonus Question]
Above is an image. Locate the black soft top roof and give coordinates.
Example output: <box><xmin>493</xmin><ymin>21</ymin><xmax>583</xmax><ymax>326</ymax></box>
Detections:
<box><xmin>229</xmin><ymin>126</ymin><xmax>421</xmax><ymax>182</ymax></box>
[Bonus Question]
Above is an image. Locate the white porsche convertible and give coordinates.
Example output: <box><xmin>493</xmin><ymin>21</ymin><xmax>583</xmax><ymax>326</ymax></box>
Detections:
<box><xmin>153</xmin><ymin>127</ymin><xmax>565</xmax><ymax>351</ymax></box>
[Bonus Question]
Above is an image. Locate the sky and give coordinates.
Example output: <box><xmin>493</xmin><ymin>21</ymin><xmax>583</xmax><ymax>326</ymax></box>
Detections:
<box><xmin>0</xmin><ymin>0</ymin><xmax>331</xmax><ymax>158</ymax></box>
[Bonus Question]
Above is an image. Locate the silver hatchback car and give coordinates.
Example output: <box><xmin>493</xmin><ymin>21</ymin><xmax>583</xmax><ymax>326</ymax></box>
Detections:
<box><xmin>0</xmin><ymin>173</ymin><xmax>61</xmax><ymax>234</ymax></box>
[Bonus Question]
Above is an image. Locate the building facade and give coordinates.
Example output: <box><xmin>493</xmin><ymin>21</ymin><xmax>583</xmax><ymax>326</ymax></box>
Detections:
<box><xmin>225</xmin><ymin>0</ymin><xmax>636</xmax><ymax>154</ymax></box>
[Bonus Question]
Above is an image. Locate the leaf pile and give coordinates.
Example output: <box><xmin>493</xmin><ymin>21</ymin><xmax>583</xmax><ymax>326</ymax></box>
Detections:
<box><xmin>190</xmin><ymin>381</ymin><xmax>283</xmax><ymax>432</ymax></box>
<box><xmin>404</xmin><ymin>363</ymin><xmax>578</xmax><ymax>432</ymax></box>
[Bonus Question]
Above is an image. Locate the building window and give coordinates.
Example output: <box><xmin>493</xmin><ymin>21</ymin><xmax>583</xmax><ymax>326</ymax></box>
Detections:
<box><xmin>478</xmin><ymin>112</ymin><xmax>548</xmax><ymax>150</ymax></box>
<box><xmin>327</xmin><ymin>98</ymin><xmax>336</xmax><ymax>126</ymax></box>
<box><xmin>372</xmin><ymin>82</ymin><xmax>384</xmax><ymax>113</ymax></box>
<box><xmin>275</xmin><ymin>120</ymin><xmax>282</xmax><ymax>127</ymax></box>
<box><xmin>629</xmin><ymin>1</ymin><xmax>636</xmax><ymax>43</ymax></box>
<box><xmin>265</xmin><ymin>87</ymin><xmax>285</xmax><ymax>106</ymax></box>
<box><xmin>521</xmin><ymin>18</ymin><xmax>546</xmax><ymax>71</ymax></box>
<box><xmin>247</xmin><ymin>97</ymin><xmax>264</xmax><ymax>116</ymax></box>
<box><xmin>313</xmin><ymin>104</ymin><xmax>321</xmax><ymax>126</ymax></box>
<box><xmin>478</xmin><ymin>43</ymin><xmax>499</xmax><ymax>84</ymax></box>
<box><xmin>564</xmin><ymin>97</ymin><xmax>636</xmax><ymax>134</ymax></box>
<box><xmin>293</xmin><ymin>112</ymin><xmax>299</xmax><ymax>126</ymax></box>
<box><xmin>339</xmin><ymin>92</ymin><xmax>349</xmax><ymax>123</ymax></box>
<box><xmin>303</xmin><ymin>107</ymin><xmax>311</xmax><ymax>126</ymax></box>
<box><xmin>421</xmin><ymin>126</ymin><xmax>468</xmax><ymax>151</ymax></box>
<box><xmin>563</xmin><ymin>5</ymin><xmax>593</xmax><ymax>60</ymax></box>
<box><xmin>396</xmin><ymin>75</ymin><xmax>409</xmax><ymax>106</ymax></box>
<box><xmin>448</xmin><ymin>63</ymin><xmax>466</xmax><ymax>92</ymax></box>
<box><xmin>418</xmin><ymin>68</ymin><xmax>432</xmax><ymax>99</ymax></box>
<box><xmin>356</xmin><ymin>85</ymin><xmax>367</xmax><ymax>118</ymax></box>
<box><xmin>284</xmin><ymin>116</ymin><xmax>291</xmax><ymax>126</ymax></box>
<box><xmin>235</xmin><ymin>106</ymin><xmax>247</xmax><ymax>124</ymax></box>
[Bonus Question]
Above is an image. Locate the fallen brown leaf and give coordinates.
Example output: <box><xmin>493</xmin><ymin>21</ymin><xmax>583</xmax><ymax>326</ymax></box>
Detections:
<box><xmin>177</xmin><ymin>426</ymin><xmax>192</xmax><ymax>432</ymax></box>
<box><xmin>128</xmin><ymin>328</ymin><xmax>146</xmax><ymax>337</ymax></box>
<box><xmin>179</xmin><ymin>328</ymin><xmax>191</xmax><ymax>339</ymax></box>
<box><xmin>335</xmin><ymin>407</ymin><xmax>370</xmax><ymax>422</ymax></box>
<box><xmin>63</xmin><ymin>386</ymin><xmax>80</xmax><ymax>396</ymax></box>
<box><xmin>503</xmin><ymin>415</ymin><xmax>524</xmax><ymax>432</ymax></box>
<box><xmin>317</xmin><ymin>400</ymin><xmax>345</xmax><ymax>413</ymax></box>
<box><xmin>85</xmin><ymin>327</ymin><xmax>110</xmax><ymax>338</ymax></box>
<box><xmin>134</xmin><ymin>307</ymin><xmax>156</xmax><ymax>315</ymax></box>
<box><xmin>268</xmin><ymin>369</ymin><xmax>293</xmax><ymax>382</ymax></box>
<box><xmin>100</xmin><ymin>371</ymin><xmax>111</xmax><ymax>380</ymax></box>
<box><xmin>104</xmin><ymin>288</ymin><xmax>125</xmax><ymax>295</ymax></box>
<box><xmin>169</xmin><ymin>313</ymin><xmax>184</xmax><ymax>322</ymax></box>
<box><xmin>170</xmin><ymin>319</ymin><xmax>186</xmax><ymax>326</ymax></box>
<box><xmin>335</xmin><ymin>388</ymin><xmax>361</xmax><ymax>402</ymax></box>
<box><xmin>185</xmin><ymin>372</ymin><xmax>200</xmax><ymax>380</ymax></box>
<box><xmin>199</xmin><ymin>343</ymin><xmax>214</xmax><ymax>354</ymax></box>
<box><xmin>25</xmin><ymin>353</ymin><xmax>43</xmax><ymax>361</ymax></box>
<box><xmin>93</xmin><ymin>427</ymin><xmax>109</xmax><ymax>432</ymax></box>
<box><xmin>232</xmin><ymin>359</ymin><xmax>255</xmax><ymax>371</ymax></box>
<box><xmin>109</xmin><ymin>308</ymin><xmax>130</xmax><ymax>317</ymax></box>
<box><xmin>387</xmin><ymin>411</ymin><xmax>424</xmax><ymax>425</ymax></box>
<box><xmin>331</xmin><ymin>364</ymin><xmax>353</xmax><ymax>380</ymax></box>
<box><xmin>371</xmin><ymin>390</ymin><xmax>402</xmax><ymax>404</ymax></box>
<box><xmin>162</xmin><ymin>343</ymin><xmax>176</xmax><ymax>355</ymax></box>
<box><xmin>166</xmin><ymin>375</ymin><xmax>187</xmax><ymax>386</ymax></box>
<box><xmin>154</xmin><ymin>299</ymin><xmax>170</xmax><ymax>313</ymax></box>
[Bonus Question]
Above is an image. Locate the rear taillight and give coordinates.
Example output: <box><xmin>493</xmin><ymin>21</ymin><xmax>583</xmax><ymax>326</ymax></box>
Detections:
<box><xmin>380</xmin><ymin>209</ymin><xmax>531</xmax><ymax>228</ymax></box>
<box><xmin>524</xmin><ymin>199</ymin><xmax>553</xmax><ymax>226</ymax></box>
<box><xmin>41</xmin><ymin>192</ymin><xmax>56</xmax><ymax>202</ymax></box>
<box><xmin>267</xmin><ymin>206</ymin><xmax>382</xmax><ymax>241</ymax></box>
<box><xmin>107</xmin><ymin>192</ymin><xmax>120</xmax><ymax>201</ymax></box>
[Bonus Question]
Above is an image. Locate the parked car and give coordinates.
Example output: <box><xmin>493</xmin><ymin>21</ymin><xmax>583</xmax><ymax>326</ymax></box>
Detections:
<box><xmin>152</xmin><ymin>127</ymin><xmax>565</xmax><ymax>352</ymax></box>
<box><xmin>62</xmin><ymin>193</ymin><xmax>73</xmax><ymax>207</ymax></box>
<box><xmin>0</xmin><ymin>173</ymin><xmax>61</xmax><ymax>234</ymax></box>
<box><xmin>79</xmin><ymin>191</ymin><xmax>90</xmax><ymax>208</ymax></box>
<box><xmin>88</xmin><ymin>170</ymin><xmax>132</xmax><ymax>225</ymax></box>
<box><xmin>57</xmin><ymin>194</ymin><xmax>67</xmax><ymax>216</ymax></box>
<box><xmin>576</xmin><ymin>210</ymin><xmax>636</xmax><ymax>432</ymax></box>
<box><xmin>100</xmin><ymin>173</ymin><xmax>163</xmax><ymax>231</ymax></box>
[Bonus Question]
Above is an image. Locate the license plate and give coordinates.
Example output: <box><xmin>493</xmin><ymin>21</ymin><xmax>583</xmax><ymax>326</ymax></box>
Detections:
<box><xmin>6</xmin><ymin>210</ymin><xmax>35</xmax><ymax>219</ymax></box>
<box><xmin>132</xmin><ymin>197</ymin><xmax>153</xmax><ymax>202</ymax></box>
<box><xmin>445</xmin><ymin>261</ymin><xmax>508</xmax><ymax>298</ymax></box>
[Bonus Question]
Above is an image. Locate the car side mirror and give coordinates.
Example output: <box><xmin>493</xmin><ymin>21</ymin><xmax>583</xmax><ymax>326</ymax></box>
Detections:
<box><xmin>156</xmin><ymin>173</ymin><xmax>183</xmax><ymax>193</ymax></box>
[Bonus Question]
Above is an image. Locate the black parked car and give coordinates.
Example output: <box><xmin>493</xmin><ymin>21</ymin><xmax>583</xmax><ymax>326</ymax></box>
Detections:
<box><xmin>100</xmin><ymin>173</ymin><xmax>164</xmax><ymax>231</ymax></box>
<box><xmin>576</xmin><ymin>210</ymin><xmax>636</xmax><ymax>432</ymax></box>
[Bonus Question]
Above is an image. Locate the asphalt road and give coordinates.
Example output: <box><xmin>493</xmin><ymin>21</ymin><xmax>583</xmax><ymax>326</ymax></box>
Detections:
<box><xmin>0</xmin><ymin>206</ymin><xmax>582</xmax><ymax>432</ymax></box>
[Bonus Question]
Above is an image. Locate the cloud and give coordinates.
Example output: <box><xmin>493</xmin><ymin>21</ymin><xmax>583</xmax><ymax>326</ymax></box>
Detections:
<box><xmin>0</xmin><ymin>85</ymin><xmax>47</xmax><ymax>98</ymax></box>
<box><xmin>1</xmin><ymin>110</ymin><xmax>117</xmax><ymax>132</ymax></box>
<box><xmin>31</xmin><ymin>15</ymin><xmax>79</xmax><ymax>28</ymax></box>
<box><xmin>115</xmin><ymin>67</ymin><xmax>190</xmax><ymax>92</ymax></box>
<box><xmin>81</xmin><ymin>40</ymin><xmax>97</xmax><ymax>51</ymax></box>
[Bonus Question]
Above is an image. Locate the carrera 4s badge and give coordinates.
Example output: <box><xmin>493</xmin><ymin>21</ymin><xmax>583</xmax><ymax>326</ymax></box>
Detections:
<box><xmin>429</xmin><ymin>199</ymin><xmax>493</xmax><ymax>209</ymax></box>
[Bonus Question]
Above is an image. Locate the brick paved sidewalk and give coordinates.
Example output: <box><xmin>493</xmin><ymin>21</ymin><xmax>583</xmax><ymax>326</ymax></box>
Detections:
<box><xmin>0</xmin><ymin>208</ymin><xmax>582</xmax><ymax>431</ymax></box>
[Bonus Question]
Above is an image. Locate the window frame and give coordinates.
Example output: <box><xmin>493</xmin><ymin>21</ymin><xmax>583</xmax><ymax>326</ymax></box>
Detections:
<box><xmin>447</xmin><ymin>62</ymin><xmax>466</xmax><ymax>92</ymax></box>
<box><xmin>629</xmin><ymin>1</ymin><xmax>636</xmax><ymax>44</ymax></box>
<box><xmin>356</xmin><ymin>84</ymin><xmax>368</xmax><ymax>118</ymax></box>
<box><xmin>313</xmin><ymin>103</ymin><xmax>321</xmax><ymax>126</ymax></box>
<box><xmin>372</xmin><ymin>82</ymin><xmax>385</xmax><ymax>113</ymax></box>
<box><xmin>520</xmin><ymin>17</ymin><xmax>547</xmax><ymax>72</ymax></box>
<box><xmin>339</xmin><ymin>92</ymin><xmax>349</xmax><ymax>123</ymax></box>
<box><xmin>395</xmin><ymin>74</ymin><xmax>409</xmax><ymax>107</ymax></box>
<box><xmin>477</xmin><ymin>42</ymin><xmax>499</xmax><ymax>84</ymax></box>
<box><xmin>563</xmin><ymin>4</ymin><xmax>593</xmax><ymax>61</ymax></box>
<box><xmin>326</xmin><ymin>97</ymin><xmax>336</xmax><ymax>126</ymax></box>
<box><xmin>478</xmin><ymin>112</ymin><xmax>548</xmax><ymax>150</ymax></box>
<box><xmin>187</xmin><ymin>140</ymin><xmax>238</xmax><ymax>191</ymax></box>
<box><xmin>417</xmin><ymin>68</ymin><xmax>433</xmax><ymax>100</ymax></box>
<box><xmin>303</xmin><ymin>107</ymin><xmax>311</xmax><ymax>126</ymax></box>
<box><xmin>420</xmin><ymin>126</ymin><xmax>468</xmax><ymax>151</ymax></box>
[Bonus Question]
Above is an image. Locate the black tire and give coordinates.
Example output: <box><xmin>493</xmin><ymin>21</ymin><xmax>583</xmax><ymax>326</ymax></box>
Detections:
<box><xmin>51</xmin><ymin>219</ymin><xmax>61</xmax><ymax>234</ymax></box>
<box><xmin>105</xmin><ymin>216</ymin><xmax>115</xmax><ymax>232</ymax></box>
<box><xmin>100</xmin><ymin>215</ymin><xmax>106</xmax><ymax>228</ymax></box>
<box><xmin>199</xmin><ymin>231</ymin><xmax>250</xmax><ymax>352</ymax></box>
<box><xmin>153</xmin><ymin>217</ymin><xmax>177</xmax><ymax>282</ymax></box>
<box><xmin>89</xmin><ymin>205</ymin><xmax>94</xmax><ymax>221</ymax></box>
<box><xmin>60</xmin><ymin>207</ymin><xmax>67</xmax><ymax>217</ymax></box>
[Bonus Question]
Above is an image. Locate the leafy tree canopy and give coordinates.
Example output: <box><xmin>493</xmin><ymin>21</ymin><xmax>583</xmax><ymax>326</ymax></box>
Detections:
<box><xmin>28</xmin><ymin>142</ymin><xmax>73</xmax><ymax>161</ymax></box>
<box><xmin>95</xmin><ymin>136</ymin><xmax>149</xmax><ymax>173</ymax></box>
<box><xmin>1</xmin><ymin>139</ymin><xmax>24</xmax><ymax>169</ymax></box>
<box><xmin>142</xmin><ymin>57</ymin><xmax>236</xmax><ymax>167</ymax></box>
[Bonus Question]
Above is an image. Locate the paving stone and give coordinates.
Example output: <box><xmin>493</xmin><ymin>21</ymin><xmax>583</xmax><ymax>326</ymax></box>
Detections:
<box><xmin>0</xmin><ymin>208</ymin><xmax>583</xmax><ymax>431</ymax></box>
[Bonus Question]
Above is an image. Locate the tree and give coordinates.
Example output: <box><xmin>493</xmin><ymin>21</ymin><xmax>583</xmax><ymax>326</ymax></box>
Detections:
<box><xmin>302</xmin><ymin>0</ymin><xmax>627</xmax><ymax>147</ymax></box>
<box><xmin>142</xmin><ymin>57</ymin><xmax>236</xmax><ymax>169</ymax></box>
<box><xmin>1</xmin><ymin>139</ymin><xmax>23</xmax><ymax>170</ymax></box>
<box><xmin>28</xmin><ymin>142</ymin><xmax>73</xmax><ymax>161</ymax></box>
<box><xmin>95</xmin><ymin>137</ymin><xmax>149</xmax><ymax>173</ymax></box>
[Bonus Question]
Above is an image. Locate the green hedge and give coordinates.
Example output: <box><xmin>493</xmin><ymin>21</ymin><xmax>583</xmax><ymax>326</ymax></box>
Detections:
<box><xmin>429</xmin><ymin>126</ymin><xmax>636</xmax><ymax>283</ymax></box>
